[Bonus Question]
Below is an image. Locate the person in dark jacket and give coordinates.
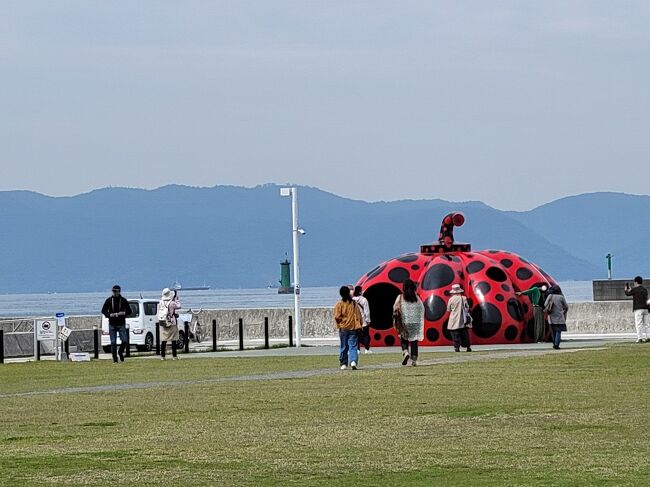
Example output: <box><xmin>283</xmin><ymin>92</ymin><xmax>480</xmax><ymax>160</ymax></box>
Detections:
<box><xmin>625</xmin><ymin>276</ymin><xmax>649</xmax><ymax>343</ymax></box>
<box><xmin>101</xmin><ymin>285</ymin><xmax>133</xmax><ymax>363</ymax></box>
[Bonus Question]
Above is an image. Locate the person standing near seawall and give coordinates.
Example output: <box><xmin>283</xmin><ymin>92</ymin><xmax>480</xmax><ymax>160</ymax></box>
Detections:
<box><xmin>517</xmin><ymin>285</ymin><xmax>548</xmax><ymax>342</ymax></box>
<box><xmin>625</xmin><ymin>276</ymin><xmax>650</xmax><ymax>343</ymax></box>
<box><xmin>101</xmin><ymin>285</ymin><xmax>132</xmax><ymax>363</ymax></box>
<box><xmin>544</xmin><ymin>285</ymin><xmax>569</xmax><ymax>350</ymax></box>
<box><xmin>353</xmin><ymin>285</ymin><xmax>373</xmax><ymax>354</ymax></box>
<box><xmin>159</xmin><ymin>289</ymin><xmax>181</xmax><ymax>360</ymax></box>
<box><xmin>334</xmin><ymin>286</ymin><xmax>362</xmax><ymax>370</ymax></box>
<box><xmin>446</xmin><ymin>284</ymin><xmax>472</xmax><ymax>353</ymax></box>
<box><xmin>394</xmin><ymin>279</ymin><xmax>425</xmax><ymax>366</ymax></box>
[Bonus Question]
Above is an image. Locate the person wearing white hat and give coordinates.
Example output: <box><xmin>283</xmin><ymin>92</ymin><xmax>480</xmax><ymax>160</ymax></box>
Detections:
<box><xmin>157</xmin><ymin>288</ymin><xmax>181</xmax><ymax>360</ymax></box>
<box><xmin>446</xmin><ymin>284</ymin><xmax>472</xmax><ymax>352</ymax></box>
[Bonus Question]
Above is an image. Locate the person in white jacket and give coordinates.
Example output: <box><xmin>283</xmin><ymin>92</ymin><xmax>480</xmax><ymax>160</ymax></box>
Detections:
<box><xmin>353</xmin><ymin>286</ymin><xmax>372</xmax><ymax>354</ymax></box>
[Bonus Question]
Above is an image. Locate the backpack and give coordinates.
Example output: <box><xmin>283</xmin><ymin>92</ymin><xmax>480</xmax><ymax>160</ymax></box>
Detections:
<box><xmin>157</xmin><ymin>300</ymin><xmax>169</xmax><ymax>322</ymax></box>
<box><xmin>461</xmin><ymin>297</ymin><xmax>473</xmax><ymax>328</ymax></box>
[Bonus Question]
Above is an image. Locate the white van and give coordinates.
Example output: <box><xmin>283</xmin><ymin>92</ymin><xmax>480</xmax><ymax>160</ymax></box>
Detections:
<box><xmin>101</xmin><ymin>299</ymin><xmax>187</xmax><ymax>353</ymax></box>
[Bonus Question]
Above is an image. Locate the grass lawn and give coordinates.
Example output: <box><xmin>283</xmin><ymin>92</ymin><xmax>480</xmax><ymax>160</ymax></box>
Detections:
<box><xmin>1</xmin><ymin>345</ymin><xmax>649</xmax><ymax>486</ymax></box>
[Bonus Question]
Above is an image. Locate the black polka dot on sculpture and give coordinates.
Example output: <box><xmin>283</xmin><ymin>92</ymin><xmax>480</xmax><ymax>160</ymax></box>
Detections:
<box><xmin>388</xmin><ymin>267</ymin><xmax>410</xmax><ymax>284</ymax></box>
<box><xmin>470</xmin><ymin>303</ymin><xmax>502</xmax><ymax>338</ymax></box>
<box><xmin>411</xmin><ymin>265</ymin><xmax>420</xmax><ymax>270</ymax></box>
<box><xmin>442</xmin><ymin>320</ymin><xmax>452</xmax><ymax>341</ymax></box>
<box><xmin>443</xmin><ymin>254</ymin><xmax>460</xmax><ymax>263</ymax></box>
<box><xmin>397</xmin><ymin>253</ymin><xmax>419</xmax><ymax>263</ymax></box>
<box><xmin>507</xmin><ymin>298</ymin><xmax>523</xmax><ymax>321</ymax></box>
<box><xmin>374</xmin><ymin>333</ymin><xmax>381</xmax><ymax>341</ymax></box>
<box><xmin>424</xmin><ymin>295</ymin><xmax>447</xmax><ymax>322</ymax></box>
<box><xmin>501</xmin><ymin>284</ymin><xmax>511</xmax><ymax>292</ymax></box>
<box><xmin>522</xmin><ymin>302</ymin><xmax>529</xmax><ymax>314</ymax></box>
<box><xmin>421</xmin><ymin>263</ymin><xmax>456</xmax><ymax>290</ymax></box>
<box><xmin>536</xmin><ymin>266</ymin><xmax>553</xmax><ymax>281</ymax></box>
<box><xmin>366</xmin><ymin>264</ymin><xmax>387</xmax><ymax>280</ymax></box>
<box><xmin>516</xmin><ymin>267</ymin><xmax>534</xmax><ymax>280</ymax></box>
<box><xmin>526</xmin><ymin>319</ymin><xmax>535</xmax><ymax>339</ymax></box>
<box><xmin>466</xmin><ymin>261</ymin><xmax>485</xmax><ymax>274</ymax></box>
<box><xmin>486</xmin><ymin>267</ymin><xmax>508</xmax><ymax>282</ymax></box>
<box><xmin>505</xmin><ymin>325</ymin><xmax>518</xmax><ymax>341</ymax></box>
<box><xmin>426</xmin><ymin>328</ymin><xmax>440</xmax><ymax>342</ymax></box>
<box><xmin>474</xmin><ymin>281</ymin><xmax>491</xmax><ymax>296</ymax></box>
<box><xmin>495</xmin><ymin>294</ymin><xmax>504</xmax><ymax>302</ymax></box>
<box><xmin>500</xmin><ymin>259</ymin><xmax>513</xmax><ymax>268</ymax></box>
<box><xmin>385</xmin><ymin>335</ymin><xmax>396</xmax><ymax>346</ymax></box>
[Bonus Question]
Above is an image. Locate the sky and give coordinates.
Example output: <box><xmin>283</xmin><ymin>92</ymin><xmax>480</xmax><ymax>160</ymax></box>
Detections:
<box><xmin>1</xmin><ymin>1</ymin><xmax>648</xmax><ymax>211</ymax></box>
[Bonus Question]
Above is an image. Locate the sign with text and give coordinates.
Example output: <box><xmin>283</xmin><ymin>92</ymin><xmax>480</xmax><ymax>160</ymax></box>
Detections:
<box><xmin>36</xmin><ymin>319</ymin><xmax>56</xmax><ymax>341</ymax></box>
<box><xmin>69</xmin><ymin>352</ymin><xmax>91</xmax><ymax>362</ymax></box>
<box><xmin>59</xmin><ymin>326</ymin><xmax>72</xmax><ymax>342</ymax></box>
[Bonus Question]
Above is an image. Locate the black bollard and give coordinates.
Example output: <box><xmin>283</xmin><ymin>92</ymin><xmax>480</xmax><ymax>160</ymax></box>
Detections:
<box><xmin>125</xmin><ymin>326</ymin><xmax>131</xmax><ymax>358</ymax></box>
<box><xmin>155</xmin><ymin>322</ymin><xmax>161</xmax><ymax>355</ymax></box>
<box><xmin>264</xmin><ymin>317</ymin><xmax>270</xmax><ymax>350</ymax></box>
<box><xmin>184</xmin><ymin>321</ymin><xmax>190</xmax><ymax>353</ymax></box>
<box><xmin>238</xmin><ymin>318</ymin><xmax>244</xmax><ymax>351</ymax></box>
<box><xmin>64</xmin><ymin>337</ymin><xmax>70</xmax><ymax>358</ymax></box>
<box><xmin>0</xmin><ymin>330</ymin><xmax>4</xmax><ymax>364</ymax></box>
<box><xmin>288</xmin><ymin>315</ymin><xmax>294</xmax><ymax>348</ymax></box>
<box><xmin>36</xmin><ymin>340</ymin><xmax>41</xmax><ymax>361</ymax></box>
<box><xmin>93</xmin><ymin>327</ymin><xmax>99</xmax><ymax>360</ymax></box>
<box><xmin>212</xmin><ymin>319</ymin><xmax>217</xmax><ymax>352</ymax></box>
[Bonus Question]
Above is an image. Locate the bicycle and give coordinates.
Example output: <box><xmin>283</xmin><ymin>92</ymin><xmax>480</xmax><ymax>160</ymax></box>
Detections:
<box><xmin>187</xmin><ymin>308</ymin><xmax>204</xmax><ymax>343</ymax></box>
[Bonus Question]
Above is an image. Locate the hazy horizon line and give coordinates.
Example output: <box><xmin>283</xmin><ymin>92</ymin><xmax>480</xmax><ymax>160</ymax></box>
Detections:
<box><xmin>1</xmin><ymin>182</ymin><xmax>648</xmax><ymax>213</ymax></box>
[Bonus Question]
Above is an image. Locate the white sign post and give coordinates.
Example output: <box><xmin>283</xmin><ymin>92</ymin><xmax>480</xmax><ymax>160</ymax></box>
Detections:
<box><xmin>56</xmin><ymin>312</ymin><xmax>65</xmax><ymax>361</ymax></box>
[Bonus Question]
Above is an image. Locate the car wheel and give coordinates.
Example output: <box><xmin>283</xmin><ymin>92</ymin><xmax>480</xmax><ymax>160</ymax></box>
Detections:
<box><xmin>102</xmin><ymin>346</ymin><xmax>111</xmax><ymax>354</ymax></box>
<box><xmin>137</xmin><ymin>333</ymin><xmax>154</xmax><ymax>352</ymax></box>
<box><xmin>177</xmin><ymin>330</ymin><xmax>185</xmax><ymax>351</ymax></box>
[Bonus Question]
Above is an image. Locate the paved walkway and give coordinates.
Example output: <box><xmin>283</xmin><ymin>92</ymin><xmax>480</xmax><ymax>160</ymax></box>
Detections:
<box><xmin>0</xmin><ymin>344</ymin><xmax>610</xmax><ymax>399</ymax></box>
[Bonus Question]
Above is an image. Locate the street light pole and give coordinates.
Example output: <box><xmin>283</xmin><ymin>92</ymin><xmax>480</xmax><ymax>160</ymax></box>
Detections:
<box><xmin>281</xmin><ymin>187</ymin><xmax>302</xmax><ymax>348</ymax></box>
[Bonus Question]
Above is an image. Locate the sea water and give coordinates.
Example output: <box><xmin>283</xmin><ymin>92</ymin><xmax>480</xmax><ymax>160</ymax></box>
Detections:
<box><xmin>0</xmin><ymin>282</ymin><xmax>594</xmax><ymax>318</ymax></box>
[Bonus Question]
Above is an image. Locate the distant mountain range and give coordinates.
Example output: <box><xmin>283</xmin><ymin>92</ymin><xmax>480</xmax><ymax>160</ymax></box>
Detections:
<box><xmin>0</xmin><ymin>185</ymin><xmax>647</xmax><ymax>293</ymax></box>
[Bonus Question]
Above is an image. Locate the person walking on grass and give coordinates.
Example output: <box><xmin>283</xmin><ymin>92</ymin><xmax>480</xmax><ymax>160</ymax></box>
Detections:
<box><xmin>517</xmin><ymin>284</ymin><xmax>548</xmax><ymax>342</ymax></box>
<box><xmin>544</xmin><ymin>285</ymin><xmax>569</xmax><ymax>350</ymax></box>
<box><xmin>101</xmin><ymin>285</ymin><xmax>132</xmax><ymax>364</ymax></box>
<box><xmin>393</xmin><ymin>279</ymin><xmax>424</xmax><ymax>366</ymax></box>
<box><xmin>158</xmin><ymin>288</ymin><xmax>181</xmax><ymax>360</ymax></box>
<box><xmin>446</xmin><ymin>283</ymin><xmax>472</xmax><ymax>353</ymax></box>
<box><xmin>353</xmin><ymin>285</ymin><xmax>373</xmax><ymax>354</ymax></box>
<box><xmin>334</xmin><ymin>285</ymin><xmax>362</xmax><ymax>370</ymax></box>
<box><xmin>625</xmin><ymin>276</ymin><xmax>650</xmax><ymax>343</ymax></box>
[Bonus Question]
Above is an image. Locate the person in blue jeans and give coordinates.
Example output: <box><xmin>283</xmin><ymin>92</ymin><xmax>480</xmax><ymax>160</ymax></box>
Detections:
<box><xmin>101</xmin><ymin>285</ymin><xmax>133</xmax><ymax>363</ymax></box>
<box><xmin>544</xmin><ymin>285</ymin><xmax>568</xmax><ymax>349</ymax></box>
<box><xmin>333</xmin><ymin>286</ymin><xmax>362</xmax><ymax>370</ymax></box>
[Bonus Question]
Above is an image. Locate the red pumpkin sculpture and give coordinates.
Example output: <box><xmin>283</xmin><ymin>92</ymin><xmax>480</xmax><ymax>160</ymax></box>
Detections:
<box><xmin>356</xmin><ymin>213</ymin><xmax>557</xmax><ymax>347</ymax></box>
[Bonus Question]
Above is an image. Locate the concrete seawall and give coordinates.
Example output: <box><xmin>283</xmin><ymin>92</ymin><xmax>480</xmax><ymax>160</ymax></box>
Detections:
<box><xmin>0</xmin><ymin>302</ymin><xmax>638</xmax><ymax>358</ymax></box>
